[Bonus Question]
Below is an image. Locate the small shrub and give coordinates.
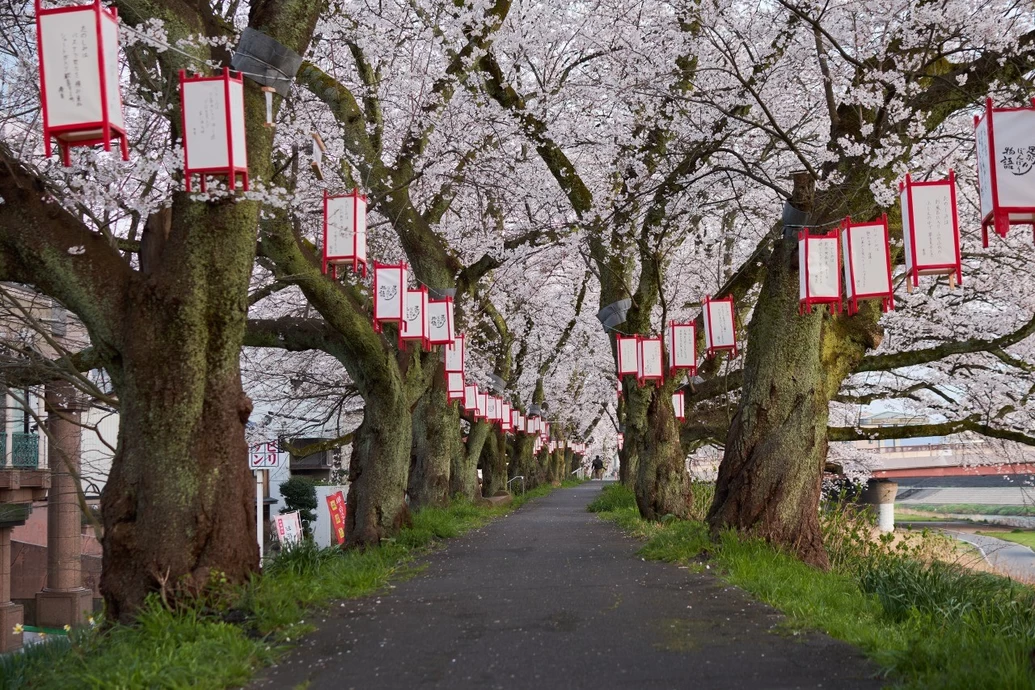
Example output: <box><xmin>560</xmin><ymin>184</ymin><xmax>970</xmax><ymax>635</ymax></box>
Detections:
<box><xmin>279</xmin><ymin>476</ymin><xmax>318</xmax><ymax>537</ymax></box>
<box><xmin>587</xmin><ymin>483</ymin><xmax>636</xmax><ymax>513</ymax></box>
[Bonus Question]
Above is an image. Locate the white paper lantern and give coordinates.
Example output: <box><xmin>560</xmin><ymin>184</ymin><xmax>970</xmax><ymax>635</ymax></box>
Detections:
<box><xmin>426</xmin><ymin>297</ymin><xmax>455</xmax><ymax>346</ymax></box>
<box><xmin>35</xmin><ymin>0</ymin><xmax>128</xmax><ymax>166</ymax></box>
<box><xmin>616</xmin><ymin>335</ymin><xmax>638</xmax><ymax>376</ymax></box>
<box><xmin>702</xmin><ymin>295</ymin><xmax>737</xmax><ymax>358</ymax></box>
<box><xmin>841</xmin><ymin>215</ymin><xmax>894</xmax><ymax>315</ymax></box>
<box><xmin>323</xmin><ymin>189</ymin><xmax>368</xmax><ymax>278</ymax></box>
<box><xmin>485</xmin><ymin>395</ymin><xmax>498</xmax><ymax>421</ymax></box>
<box><xmin>476</xmin><ymin>392</ymin><xmax>487</xmax><ymax>419</ymax></box>
<box><xmin>179</xmin><ymin>68</ymin><xmax>249</xmax><ymax>192</ymax></box>
<box><xmin>672</xmin><ymin>391</ymin><xmax>686</xmax><ymax>421</ymax></box>
<box><xmin>501</xmin><ymin>402</ymin><xmax>512</xmax><ymax>431</ymax></box>
<box><xmin>899</xmin><ymin>172</ymin><xmax>962</xmax><ymax>289</ymax></box>
<box><xmin>373</xmin><ymin>262</ymin><xmax>407</xmax><ymax>332</ymax></box>
<box><xmin>974</xmin><ymin>98</ymin><xmax>1035</xmax><ymax>247</ymax></box>
<box><xmin>463</xmin><ymin>384</ymin><xmax>478</xmax><ymax>412</ymax></box>
<box><xmin>444</xmin><ymin>333</ymin><xmax>464</xmax><ymax>373</ymax></box>
<box><xmin>668</xmin><ymin>322</ymin><xmax>696</xmax><ymax>375</ymax></box>
<box><xmin>400</xmin><ymin>287</ymin><xmax>428</xmax><ymax>348</ymax></box>
<box><xmin>511</xmin><ymin>410</ymin><xmax>521</xmax><ymax>430</ymax></box>
<box><xmin>637</xmin><ymin>337</ymin><xmax>664</xmax><ymax>386</ymax></box>
<box><xmin>798</xmin><ymin>230</ymin><xmax>842</xmax><ymax>315</ymax></box>
<box><xmin>446</xmin><ymin>372</ymin><xmax>464</xmax><ymax>401</ymax></box>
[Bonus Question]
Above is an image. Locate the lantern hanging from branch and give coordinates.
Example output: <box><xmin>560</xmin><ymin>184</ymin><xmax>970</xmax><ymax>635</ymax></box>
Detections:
<box><xmin>446</xmin><ymin>373</ymin><xmax>464</xmax><ymax>401</ymax></box>
<box><xmin>841</xmin><ymin>215</ymin><xmax>894</xmax><ymax>315</ymax></box>
<box><xmin>476</xmin><ymin>392</ymin><xmax>487</xmax><ymax>419</ymax></box>
<box><xmin>35</xmin><ymin>0</ymin><xmax>129</xmax><ymax>166</ymax></box>
<box><xmin>667</xmin><ymin>322</ymin><xmax>697</xmax><ymax>375</ymax></box>
<box><xmin>974</xmin><ymin>98</ymin><xmax>1035</xmax><ymax>247</ymax></box>
<box><xmin>373</xmin><ymin>262</ymin><xmax>407</xmax><ymax>333</ymax></box>
<box><xmin>637</xmin><ymin>336</ymin><xmax>664</xmax><ymax>387</ymax></box>
<box><xmin>798</xmin><ymin>230</ymin><xmax>842</xmax><ymax>315</ymax></box>
<box><xmin>323</xmin><ymin>189</ymin><xmax>368</xmax><ymax>278</ymax></box>
<box><xmin>463</xmin><ymin>384</ymin><xmax>478</xmax><ymax>412</ymax></box>
<box><xmin>179</xmin><ymin>67</ymin><xmax>249</xmax><ymax>192</ymax></box>
<box><xmin>501</xmin><ymin>403</ymin><xmax>512</xmax><ymax>432</ymax></box>
<box><xmin>426</xmin><ymin>297</ymin><xmax>455</xmax><ymax>346</ymax></box>
<box><xmin>899</xmin><ymin>172</ymin><xmax>962</xmax><ymax>290</ymax></box>
<box><xmin>702</xmin><ymin>295</ymin><xmax>737</xmax><ymax>358</ymax></box>
<box><xmin>444</xmin><ymin>333</ymin><xmax>464</xmax><ymax>373</ymax></box>
<box><xmin>672</xmin><ymin>391</ymin><xmax>686</xmax><ymax>422</ymax></box>
<box><xmin>616</xmin><ymin>335</ymin><xmax>638</xmax><ymax>377</ymax></box>
<box><xmin>400</xmin><ymin>287</ymin><xmax>428</xmax><ymax>348</ymax></box>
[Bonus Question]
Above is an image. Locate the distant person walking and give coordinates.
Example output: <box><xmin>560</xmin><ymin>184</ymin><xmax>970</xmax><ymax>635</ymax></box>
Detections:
<box><xmin>591</xmin><ymin>456</ymin><xmax>605</xmax><ymax>480</ymax></box>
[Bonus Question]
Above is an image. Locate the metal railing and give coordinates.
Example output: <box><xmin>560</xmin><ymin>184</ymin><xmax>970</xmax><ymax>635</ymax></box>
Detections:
<box><xmin>11</xmin><ymin>433</ymin><xmax>39</xmax><ymax>468</ymax></box>
<box><xmin>507</xmin><ymin>475</ymin><xmax>526</xmax><ymax>495</ymax></box>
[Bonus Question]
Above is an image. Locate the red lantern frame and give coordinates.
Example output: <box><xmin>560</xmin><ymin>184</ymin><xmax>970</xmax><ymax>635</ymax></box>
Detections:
<box><xmin>616</xmin><ymin>335</ymin><xmax>638</xmax><ymax>376</ymax></box>
<box><xmin>974</xmin><ymin>98</ymin><xmax>1035</xmax><ymax>247</ymax></box>
<box><xmin>372</xmin><ymin>262</ymin><xmax>407</xmax><ymax>333</ymax></box>
<box><xmin>446</xmin><ymin>372</ymin><xmax>464</xmax><ymax>401</ymax></box>
<box><xmin>444</xmin><ymin>333</ymin><xmax>464</xmax><ymax>373</ymax></box>
<box><xmin>667</xmin><ymin>322</ymin><xmax>697</xmax><ymax>375</ymax></box>
<box><xmin>672</xmin><ymin>391</ymin><xmax>686</xmax><ymax>421</ymax></box>
<box><xmin>702</xmin><ymin>295</ymin><xmax>738</xmax><ymax>358</ymax></box>
<box><xmin>35</xmin><ymin>0</ymin><xmax>129</xmax><ymax>166</ymax></box>
<box><xmin>841</xmin><ymin>215</ymin><xmax>894</xmax><ymax>316</ymax></box>
<box><xmin>798</xmin><ymin>230</ymin><xmax>842</xmax><ymax>315</ymax></box>
<box><xmin>179</xmin><ymin>67</ymin><xmax>249</xmax><ymax>192</ymax></box>
<box><xmin>323</xmin><ymin>189</ymin><xmax>368</xmax><ymax>279</ymax></box>
<box><xmin>899</xmin><ymin>172</ymin><xmax>962</xmax><ymax>289</ymax></box>
<box><xmin>426</xmin><ymin>297</ymin><xmax>455</xmax><ymax>346</ymax></box>
<box><xmin>636</xmin><ymin>336</ymin><xmax>664</xmax><ymax>387</ymax></box>
<box><xmin>400</xmin><ymin>287</ymin><xmax>428</xmax><ymax>349</ymax></box>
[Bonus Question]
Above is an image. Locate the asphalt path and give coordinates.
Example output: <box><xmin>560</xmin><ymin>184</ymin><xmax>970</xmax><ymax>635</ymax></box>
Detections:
<box><xmin>941</xmin><ymin>530</ymin><xmax>1035</xmax><ymax>581</ymax></box>
<box><xmin>253</xmin><ymin>482</ymin><xmax>881</xmax><ymax>689</ymax></box>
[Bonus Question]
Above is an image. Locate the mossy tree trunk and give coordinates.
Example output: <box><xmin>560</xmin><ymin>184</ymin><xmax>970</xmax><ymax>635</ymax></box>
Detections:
<box><xmin>480</xmin><ymin>427</ymin><xmax>508</xmax><ymax>496</ymax></box>
<box><xmin>453</xmin><ymin>419</ymin><xmax>488</xmax><ymax>500</ymax></box>
<box><xmin>0</xmin><ymin>0</ymin><xmax>321</xmax><ymax>621</ymax></box>
<box><xmin>408</xmin><ymin>359</ymin><xmax>460</xmax><ymax>509</ymax></box>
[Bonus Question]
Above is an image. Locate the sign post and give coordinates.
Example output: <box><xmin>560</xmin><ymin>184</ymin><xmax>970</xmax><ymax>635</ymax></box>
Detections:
<box><xmin>249</xmin><ymin>440</ymin><xmax>280</xmax><ymax>567</ymax></box>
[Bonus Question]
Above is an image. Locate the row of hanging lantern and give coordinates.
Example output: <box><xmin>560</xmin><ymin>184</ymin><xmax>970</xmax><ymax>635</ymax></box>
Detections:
<box><xmin>613</xmin><ymin>295</ymin><xmax>737</xmax><ymax>389</ymax></box>
<box><xmin>798</xmin><ymin>215</ymin><xmax>896</xmax><ymax>315</ymax></box>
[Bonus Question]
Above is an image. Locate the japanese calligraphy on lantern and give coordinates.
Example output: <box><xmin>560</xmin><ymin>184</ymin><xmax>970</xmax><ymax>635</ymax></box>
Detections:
<box><xmin>39</xmin><ymin>10</ymin><xmax>102</xmax><ymax>127</ymax></box>
<box><xmin>842</xmin><ymin>221</ymin><xmax>891</xmax><ymax>298</ymax></box>
<box><xmin>974</xmin><ymin>100</ymin><xmax>1035</xmax><ymax>245</ymax></box>
<box><xmin>324</xmin><ymin>191</ymin><xmax>367</xmax><ymax>267</ymax></box>
<box><xmin>463</xmin><ymin>384</ymin><xmax>478</xmax><ymax>411</ymax></box>
<box><xmin>703</xmin><ymin>296</ymin><xmax>736</xmax><ymax>353</ymax></box>
<box><xmin>447</xmin><ymin>372</ymin><xmax>464</xmax><ymax>400</ymax></box>
<box><xmin>798</xmin><ymin>233</ymin><xmax>840</xmax><ymax>302</ymax></box>
<box><xmin>400</xmin><ymin>288</ymin><xmax>426</xmax><ymax>342</ymax></box>
<box><xmin>902</xmin><ymin>182</ymin><xmax>957</xmax><ymax>268</ymax></box>
<box><xmin>637</xmin><ymin>337</ymin><xmax>663</xmax><ymax>383</ymax></box>
<box><xmin>373</xmin><ymin>263</ymin><xmax>405</xmax><ymax>324</ymax></box>
<box><xmin>444</xmin><ymin>334</ymin><xmax>464</xmax><ymax>372</ymax></box>
<box><xmin>426</xmin><ymin>298</ymin><xmax>454</xmax><ymax>344</ymax></box>
<box><xmin>617</xmin><ymin>335</ymin><xmax>638</xmax><ymax>375</ymax></box>
<box><xmin>325</xmin><ymin>491</ymin><xmax>347</xmax><ymax>545</ymax></box>
<box><xmin>668</xmin><ymin>323</ymin><xmax>696</xmax><ymax>372</ymax></box>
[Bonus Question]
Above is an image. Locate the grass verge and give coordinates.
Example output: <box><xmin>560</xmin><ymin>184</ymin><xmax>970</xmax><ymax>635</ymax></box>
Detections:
<box><xmin>589</xmin><ymin>484</ymin><xmax>1035</xmax><ymax>690</ymax></box>
<box><xmin>1</xmin><ymin>479</ymin><xmax>581</xmax><ymax>689</ymax></box>
<box><xmin>904</xmin><ymin>503</ymin><xmax>1035</xmax><ymax>517</ymax></box>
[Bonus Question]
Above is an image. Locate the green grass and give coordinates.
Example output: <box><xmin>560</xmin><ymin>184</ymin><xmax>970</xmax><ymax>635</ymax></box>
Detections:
<box><xmin>1</xmin><ymin>482</ymin><xmax>581</xmax><ymax>690</ymax></box>
<box><xmin>589</xmin><ymin>483</ymin><xmax>1035</xmax><ymax>690</ymax></box>
<box><xmin>904</xmin><ymin>503</ymin><xmax>1035</xmax><ymax>517</ymax></box>
<box><xmin>976</xmin><ymin>529</ymin><xmax>1035</xmax><ymax>551</ymax></box>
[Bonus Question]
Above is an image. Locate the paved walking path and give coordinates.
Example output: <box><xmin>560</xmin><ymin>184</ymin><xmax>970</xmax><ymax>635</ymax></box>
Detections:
<box><xmin>254</xmin><ymin>482</ymin><xmax>881</xmax><ymax>689</ymax></box>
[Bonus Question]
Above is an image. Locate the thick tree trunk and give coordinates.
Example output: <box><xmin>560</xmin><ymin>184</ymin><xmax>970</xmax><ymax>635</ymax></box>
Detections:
<box><xmin>627</xmin><ymin>385</ymin><xmax>693</xmax><ymax>519</ymax></box>
<box><xmin>408</xmin><ymin>364</ymin><xmax>459</xmax><ymax>510</ymax></box>
<box><xmin>347</xmin><ymin>388</ymin><xmax>412</xmax><ymax>545</ymax></box>
<box><xmin>510</xmin><ymin>433</ymin><xmax>541</xmax><ymax>490</ymax></box>
<box><xmin>100</xmin><ymin>198</ymin><xmax>265</xmax><ymax>622</ymax></box>
<box><xmin>706</xmin><ymin>228</ymin><xmax>831</xmax><ymax>568</ymax></box>
<box><xmin>454</xmin><ymin>420</ymin><xmax>488</xmax><ymax>500</ymax></box>
<box><xmin>480</xmin><ymin>428</ymin><xmax>507</xmax><ymax>496</ymax></box>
